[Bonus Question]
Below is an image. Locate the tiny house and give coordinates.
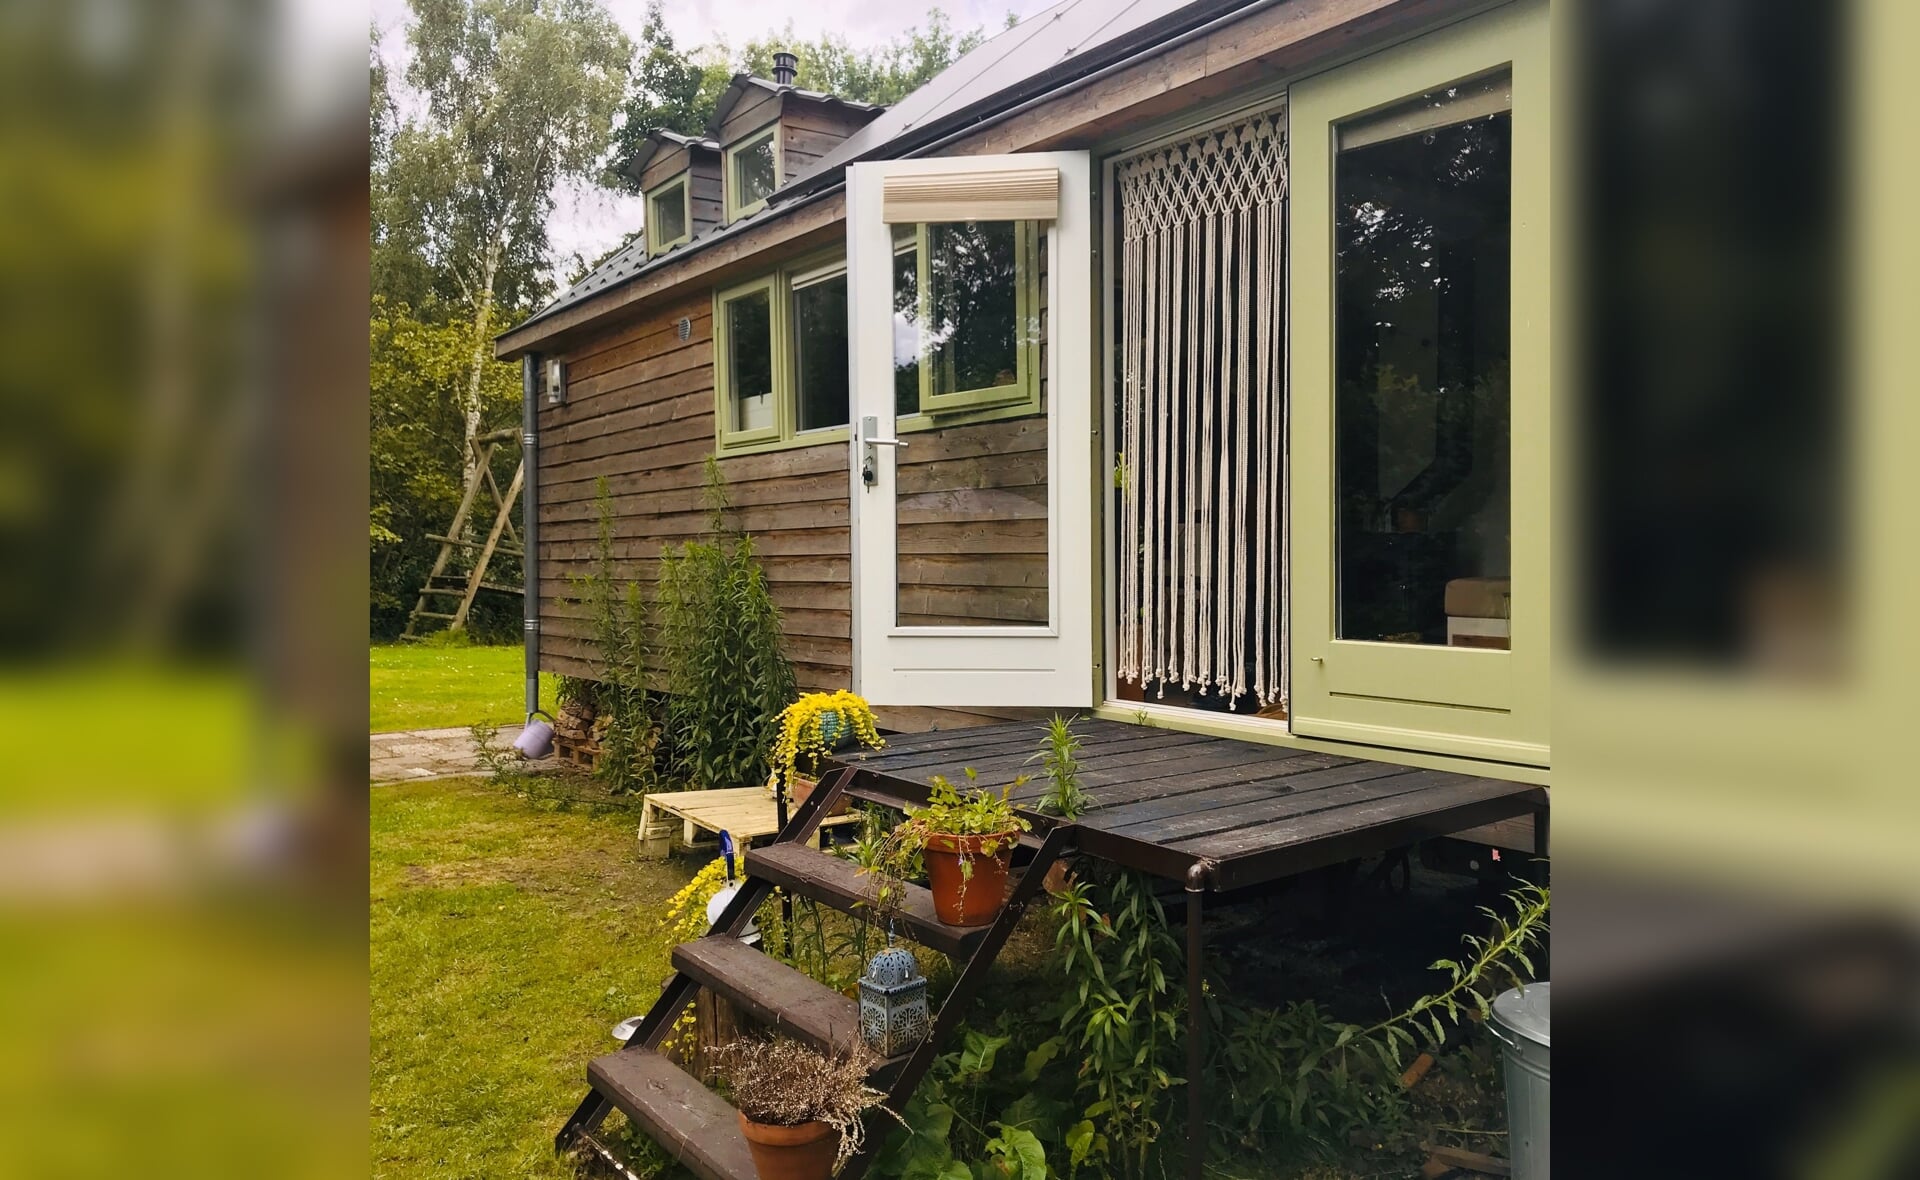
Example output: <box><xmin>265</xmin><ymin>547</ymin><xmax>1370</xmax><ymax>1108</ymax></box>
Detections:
<box><xmin>498</xmin><ymin>0</ymin><xmax>1553</xmax><ymax>791</ymax></box>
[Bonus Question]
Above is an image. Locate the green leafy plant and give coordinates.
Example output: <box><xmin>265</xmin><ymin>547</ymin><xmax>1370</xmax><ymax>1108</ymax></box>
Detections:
<box><xmin>1207</xmin><ymin>880</ymin><xmax>1552</xmax><ymax>1163</ymax></box>
<box><xmin>1049</xmin><ymin>869</ymin><xmax>1184</xmax><ymax>1179</ymax></box>
<box><xmin>862</xmin><ymin>768</ymin><xmax>1031</xmax><ymax>924</ymax></box>
<box><xmin>1031</xmin><ymin>714</ymin><xmax>1090</xmax><ymax>819</ymax></box>
<box><xmin>573</xmin><ymin>477</ymin><xmax>658</xmax><ymax>793</ymax></box>
<box><xmin>870</xmin><ymin>1025</ymin><xmax>1070</xmax><ymax>1180</ymax></box>
<box><xmin>658</xmin><ymin>459</ymin><xmax>795</xmax><ymax>790</ymax></box>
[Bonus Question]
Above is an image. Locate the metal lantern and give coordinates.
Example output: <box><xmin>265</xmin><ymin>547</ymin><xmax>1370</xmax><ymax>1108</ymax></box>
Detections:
<box><xmin>858</xmin><ymin>944</ymin><xmax>928</xmax><ymax>1058</ymax></box>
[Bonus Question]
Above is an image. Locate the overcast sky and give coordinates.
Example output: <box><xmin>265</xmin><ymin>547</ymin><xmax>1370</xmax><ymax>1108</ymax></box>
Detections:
<box><xmin>371</xmin><ymin>0</ymin><xmax>1049</xmax><ymax>290</ymax></box>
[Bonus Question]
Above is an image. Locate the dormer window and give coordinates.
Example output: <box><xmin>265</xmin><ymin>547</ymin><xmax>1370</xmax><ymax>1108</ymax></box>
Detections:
<box><xmin>726</xmin><ymin>126</ymin><xmax>780</xmax><ymax>222</ymax></box>
<box><xmin>646</xmin><ymin>176</ymin><xmax>690</xmax><ymax>256</ymax></box>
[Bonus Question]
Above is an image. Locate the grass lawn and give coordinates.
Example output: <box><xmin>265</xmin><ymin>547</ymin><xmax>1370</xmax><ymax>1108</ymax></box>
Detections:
<box><xmin>370</xmin><ymin>642</ymin><xmax>549</xmax><ymax>733</ymax></box>
<box><xmin>370</xmin><ymin>777</ymin><xmax>693</xmax><ymax>1180</ymax></box>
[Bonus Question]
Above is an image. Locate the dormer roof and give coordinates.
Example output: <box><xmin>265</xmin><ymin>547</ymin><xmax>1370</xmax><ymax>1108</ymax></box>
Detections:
<box><xmin>706</xmin><ymin>73</ymin><xmax>881</xmax><ymax>140</ymax></box>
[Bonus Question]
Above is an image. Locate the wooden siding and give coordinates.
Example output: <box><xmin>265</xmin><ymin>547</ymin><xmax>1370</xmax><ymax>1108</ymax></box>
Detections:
<box><xmin>533</xmin><ymin>278</ymin><xmax>1050</xmax><ymax>732</ymax></box>
<box><xmin>782</xmin><ymin>101</ymin><xmax>879</xmax><ymax>182</ymax></box>
<box><xmin>717</xmin><ymin>89</ymin><xmax>782</xmax><ymax>150</ymax></box>
<box><xmin>537</xmin><ymin>293</ymin><xmax>852</xmax><ymax>689</ymax></box>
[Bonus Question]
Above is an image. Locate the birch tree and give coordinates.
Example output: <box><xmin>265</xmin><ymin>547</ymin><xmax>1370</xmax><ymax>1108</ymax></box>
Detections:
<box><xmin>387</xmin><ymin>0</ymin><xmax>630</xmax><ymax>490</ymax></box>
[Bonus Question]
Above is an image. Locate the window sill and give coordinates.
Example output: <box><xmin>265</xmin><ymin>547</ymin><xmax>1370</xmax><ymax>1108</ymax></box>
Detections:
<box><xmin>714</xmin><ymin>427</ymin><xmax>851</xmax><ymax>460</ymax></box>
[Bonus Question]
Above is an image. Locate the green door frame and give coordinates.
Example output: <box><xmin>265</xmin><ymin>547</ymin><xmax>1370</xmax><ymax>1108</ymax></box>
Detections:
<box><xmin>1288</xmin><ymin>0</ymin><xmax>1552</xmax><ymax>766</ymax></box>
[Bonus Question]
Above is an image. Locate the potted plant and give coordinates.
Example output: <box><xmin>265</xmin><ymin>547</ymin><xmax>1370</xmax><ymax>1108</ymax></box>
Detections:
<box><xmin>874</xmin><ymin>768</ymin><xmax>1032</xmax><ymax>927</ymax></box>
<box><xmin>769</xmin><ymin>691</ymin><xmax>885</xmax><ymax>814</ymax></box>
<box><xmin>714</xmin><ymin>1036</ymin><xmax>896</xmax><ymax>1180</ymax></box>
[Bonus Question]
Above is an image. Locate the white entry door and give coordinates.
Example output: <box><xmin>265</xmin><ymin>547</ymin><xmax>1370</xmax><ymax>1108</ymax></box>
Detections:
<box><xmin>846</xmin><ymin>152</ymin><xmax>1095</xmax><ymax>707</ymax></box>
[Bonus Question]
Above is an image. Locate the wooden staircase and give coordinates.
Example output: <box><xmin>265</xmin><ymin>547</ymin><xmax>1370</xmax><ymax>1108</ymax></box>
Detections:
<box><xmin>556</xmin><ymin>767</ymin><xmax>1073</xmax><ymax>1180</ymax></box>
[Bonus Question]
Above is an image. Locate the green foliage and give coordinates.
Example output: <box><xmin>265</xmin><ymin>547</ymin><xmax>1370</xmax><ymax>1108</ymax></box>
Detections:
<box><xmin>912</xmin><ymin>769</ymin><xmax>1031</xmax><ymax>841</ymax></box>
<box><xmin>1049</xmin><ymin>869</ymin><xmax>1184</xmax><ymax>1179</ymax></box>
<box><xmin>657</xmin><ymin>459</ymin><xmax>795</xmax><ymax>790</ymax></box>
<box><xmin>1032</xmin><ymin>715</ymin><xmax>1090</xmax><ymax>819</ymax></box>
<box><xmin>871</xmin><ymin>1024</ymin><xmax>1075</xmax><ymax>1180</ymax></box>
<box><xmin>577</xmin><ymin>477</ymin><xmax>659</xmax><ymax>793</ymax></box>
<box><xmin>368</xmin><ymin>297</ymin><xmax>523</xmax><ymax>639</ymax></box>
<box><xmin>1206</xmin><ymin>881</ymin><xmax>1553</xmax><ymax>1165</ymax></box>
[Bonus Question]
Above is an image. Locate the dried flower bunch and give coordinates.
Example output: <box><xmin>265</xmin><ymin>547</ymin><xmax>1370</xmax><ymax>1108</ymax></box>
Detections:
<box><xmin>714</xmin><ymin>1036</ymin><xmax>899</xmax><ymax>1168</ymax></box>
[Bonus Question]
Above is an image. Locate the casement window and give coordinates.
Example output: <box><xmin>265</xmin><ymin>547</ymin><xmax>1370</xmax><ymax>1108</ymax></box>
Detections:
<box><xmin>725</xmin><ymin>126</ymin><xmax>780</xmax><ymax>222</ymax></box>
<box><xmin>645</xmin><ymin>177</ymin><xmax>690</xmax><ymax>256</ymax></box>
<box><xmin>889</xmin><ymin>220</ymin><xmax>1043</xmax><ymax>423</ymax></box>
<box><xmin>713</xmin><ymin>257</ymin><xmax>852</xmax><ymax>453</ymax></box>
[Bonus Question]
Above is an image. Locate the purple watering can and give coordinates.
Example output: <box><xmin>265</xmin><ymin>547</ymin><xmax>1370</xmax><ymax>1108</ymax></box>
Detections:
<box><xmin>513</xmin><ymin>710</ymin><xmax>555</xmax><ymax>759</ymax></box>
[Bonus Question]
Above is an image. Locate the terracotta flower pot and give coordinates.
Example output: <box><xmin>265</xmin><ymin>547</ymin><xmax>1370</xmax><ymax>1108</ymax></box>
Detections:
<box><xmin>737</xmin><ymin>1113</ymin><xmax>840</xmax><ymax>1180</ymax></box>
<box><xmin>789</xmin><ymin>773</ymin><xmax>850</xmax><ymax>816</ymax></box>
<box><xmin>922</xmin><ymin>830</ymin><xmax>1017</xmax><ymax>926</ymax></box>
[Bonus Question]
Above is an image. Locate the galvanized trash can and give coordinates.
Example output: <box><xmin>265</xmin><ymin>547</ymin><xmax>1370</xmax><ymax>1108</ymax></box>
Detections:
<box><xmin>1490</xmin><ymin>981</ymin><xmax>1550</xmax><ymax>1179</ymax></box>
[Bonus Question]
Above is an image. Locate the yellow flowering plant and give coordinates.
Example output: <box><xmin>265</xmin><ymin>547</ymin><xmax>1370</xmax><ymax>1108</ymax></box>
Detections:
<box><xmin>767</xmin><ymin>690</ymin><xmax>884</xmax><ymax>799</ymax></box>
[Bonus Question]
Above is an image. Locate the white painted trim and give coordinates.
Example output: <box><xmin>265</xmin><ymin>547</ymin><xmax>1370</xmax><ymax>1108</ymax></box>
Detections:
<box><xmin>847</xmin><ymin>152</ymin><xmax>1096</xmax><ymax>707</ymax></box>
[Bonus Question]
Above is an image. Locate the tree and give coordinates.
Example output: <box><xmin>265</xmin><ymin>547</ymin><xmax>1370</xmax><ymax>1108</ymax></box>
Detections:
<box><xmin>381</xmin><ymin>0</ymin><xmax>630</xmax><ymax>492</ymax></box>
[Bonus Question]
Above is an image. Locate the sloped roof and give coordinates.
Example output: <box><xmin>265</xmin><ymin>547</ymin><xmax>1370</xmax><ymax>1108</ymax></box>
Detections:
<box><xmin>776</xmin><ymin>0</ymin><xmax>1248</xmax><ymax>201</ymax></box>
<box><xmin>707</xmin><ymin>74</ymin><xmax>881</xmax><ymax>138</ymax></box>
<box><xmin>625</xmin><ymin>129</ymin><xmax>720</xmax><ymax>186</ymax></box>
<box><xmin>508</xmin><ymin>0</ymin><xmax>1249</xmax><ymax>345</ymax></box>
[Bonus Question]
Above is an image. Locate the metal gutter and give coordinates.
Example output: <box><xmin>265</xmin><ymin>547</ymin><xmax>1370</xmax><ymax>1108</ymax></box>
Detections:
<box><xmin>520</xmin><ymin>354</ymin><xmax>540</xmax><ymax>719</ymax></box>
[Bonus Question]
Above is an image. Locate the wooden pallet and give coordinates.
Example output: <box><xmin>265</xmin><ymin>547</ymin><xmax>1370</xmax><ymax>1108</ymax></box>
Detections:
<box><xmin>635</xmin><ymin>787</ymin><xmax>860</xmax><ymax>858</ymax></box>
<box><xmin>553</xmin><ymin>734</ymin><xmax>601</xmax><ymax>772</ymax></box>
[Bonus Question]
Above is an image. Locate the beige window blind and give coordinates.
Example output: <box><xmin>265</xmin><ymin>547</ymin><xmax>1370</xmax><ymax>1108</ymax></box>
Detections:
<box><xmin>881</xmin><ymin>166</ymin><xmax>1059</xmax><ymax>224</ymax></box>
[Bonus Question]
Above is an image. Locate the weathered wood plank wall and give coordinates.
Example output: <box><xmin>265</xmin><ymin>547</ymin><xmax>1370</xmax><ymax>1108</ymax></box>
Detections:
<box><xmin>536</xmin><ymin>294</ymin><xmax>853</xmax><ymax>689</ymax></box>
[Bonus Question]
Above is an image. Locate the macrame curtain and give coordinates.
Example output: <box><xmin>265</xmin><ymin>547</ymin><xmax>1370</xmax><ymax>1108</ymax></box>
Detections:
<box><xmin>1115</xmin><ymin>108</ymin><xmax>1288</xmax><ymax>706</ymax></box>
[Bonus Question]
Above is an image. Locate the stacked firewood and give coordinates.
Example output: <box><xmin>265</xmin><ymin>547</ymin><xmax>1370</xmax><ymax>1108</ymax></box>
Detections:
<box><xmin>554</xmin><ymin>697</ymin><xmax>597</xmax><ymax>745</ymax></box>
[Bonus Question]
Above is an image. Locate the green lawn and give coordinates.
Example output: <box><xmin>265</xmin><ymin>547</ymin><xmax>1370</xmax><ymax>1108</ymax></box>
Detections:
<box><xmin>370</xmin><ymin>777</ymin><xmax>692</xmax><ymax>1180</ymax></box>
<box><xmin>370</xmin><ymin>642</ymin><xmax>550</xmax><ymax>732</ymax></box>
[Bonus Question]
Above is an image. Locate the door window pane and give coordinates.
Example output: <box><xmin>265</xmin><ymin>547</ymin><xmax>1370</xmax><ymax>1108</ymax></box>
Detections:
<box><xmin>650</xmin><ymin>181</ymin><xmax>686</xmax><ymax>247</ymax></box>
<box><xmin>892</xmin><ymin>229</ymin><xmax>920</xmax><ymax>415</ymax></box>
<box><xmin>732</xmin><ymin>132</ymin><xmax>777</xmax><ymax>212</ymax></box>
<box><xmin>725</xmin><ymin>288</ymin><xmax>775</xmax><ymax>434</ymax></box>
<box><xmin>1334</xmin><ymin>71</ymin><xmax>1512</xmax><ymax>646</ymax></box>
<box><xmin>928</xmin><ymin>221</ymin><xmax>1022</xmax><ymax>397</ymax></box>
<box><xmin>792</xmin><ymin>273</ymin><xmax>849</xmax><ymax>431</ymax></box>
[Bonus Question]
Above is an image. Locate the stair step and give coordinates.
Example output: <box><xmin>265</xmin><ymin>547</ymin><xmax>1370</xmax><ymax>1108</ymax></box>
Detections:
<box><xmin>747</xmin><ymin>844</ymin><xmax>985</xmax><ymax>958</ymax></box>
<box><xmin>586</xmin><ymin>1046</ymin><xmax>753</xmax><ymax>1180</ymax></box>
<box><xmin>672</xmin><ymin>935</ymin><xmax>902</xmax><ymax>1068</ymax></box>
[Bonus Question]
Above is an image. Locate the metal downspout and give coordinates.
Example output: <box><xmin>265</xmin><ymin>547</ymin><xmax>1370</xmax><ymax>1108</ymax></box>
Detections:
<box><xmin>521</xmin><ymin>354</ymin><xmax>540</xmax><ymax>720</ymax></box>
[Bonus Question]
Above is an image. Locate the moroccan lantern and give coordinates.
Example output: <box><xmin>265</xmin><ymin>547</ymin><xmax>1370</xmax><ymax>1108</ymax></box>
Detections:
<box><xmin>858</xmin><ymin>943</ymin><xmax>929</xmax><ymax>1058</ymax></box>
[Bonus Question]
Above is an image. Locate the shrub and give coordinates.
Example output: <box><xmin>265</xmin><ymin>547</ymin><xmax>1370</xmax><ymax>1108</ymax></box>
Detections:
<box><xmin>658</xmin><ymin>459</ymin><xmax>794</xmax><ymax>790</ymax></box>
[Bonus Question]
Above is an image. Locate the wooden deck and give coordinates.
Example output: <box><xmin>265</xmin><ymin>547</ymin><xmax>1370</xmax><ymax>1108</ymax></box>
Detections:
<box><xmin>830</xmin><ymin>720</ymin><xmax>1547</xmax><ymax>891</ymax></box>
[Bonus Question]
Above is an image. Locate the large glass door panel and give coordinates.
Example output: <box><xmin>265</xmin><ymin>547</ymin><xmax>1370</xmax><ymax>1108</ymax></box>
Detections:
<box><xmin>1290</xmin><ymin>1</ymin><xmax>1549</xmax><ymax>764</ymax></box>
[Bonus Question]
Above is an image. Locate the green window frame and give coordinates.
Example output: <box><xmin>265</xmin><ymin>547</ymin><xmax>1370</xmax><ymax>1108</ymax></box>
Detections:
<box><xmin>892</xmin><ymin>220</ymin><xmax>1042</xmax><ymax>425</ymax></box>
<box><xmin>714</xmin><ymin>274</ymin><xmax>785</xmax><ymax>449</ymax></box>
<box><xmin>725</xmin><ymin>125</ymin><xmax>782</xmax><ymax>223</ymax></box>
<box><xmin>645</xmin><ymin>175</ymin><xmax>691</xmax><ymax>256</ymax></box>
<box><xmin>713</xmin><ymin>254</ymin><xmax>855</xmax><ymax>455</ymax></box>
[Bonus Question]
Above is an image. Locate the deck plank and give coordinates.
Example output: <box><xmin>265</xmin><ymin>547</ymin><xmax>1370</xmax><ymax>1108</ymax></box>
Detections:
<box><xmin>1173</xmin><ymin>774</ymin><xmax>1521</xmax><ymax>857</ymax></box>
<box><xmin>833</xmin><ymin>719</ymin><xmax>1545</xmax><ymax>892</ymax></box>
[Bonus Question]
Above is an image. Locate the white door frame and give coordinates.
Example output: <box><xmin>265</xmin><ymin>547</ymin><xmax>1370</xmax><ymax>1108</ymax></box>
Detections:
<box><xmin>846</xmin><ymin>151</ymin><xmax>1096</xmax><ymax>708</ymax></box>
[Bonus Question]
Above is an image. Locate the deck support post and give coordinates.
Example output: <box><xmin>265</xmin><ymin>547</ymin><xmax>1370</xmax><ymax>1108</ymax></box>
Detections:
<box><xmin>1185</xmin><ymin>863</ymin><xmax>1207</xmax><ymax>1180</ymax></box>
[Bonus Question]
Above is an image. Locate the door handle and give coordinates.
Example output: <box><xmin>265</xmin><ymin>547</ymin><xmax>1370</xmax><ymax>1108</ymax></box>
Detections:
<box><xmin>860</xmin><ymin>415</ymin><xmax>908</xmax><ymax>488</ymax></box>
